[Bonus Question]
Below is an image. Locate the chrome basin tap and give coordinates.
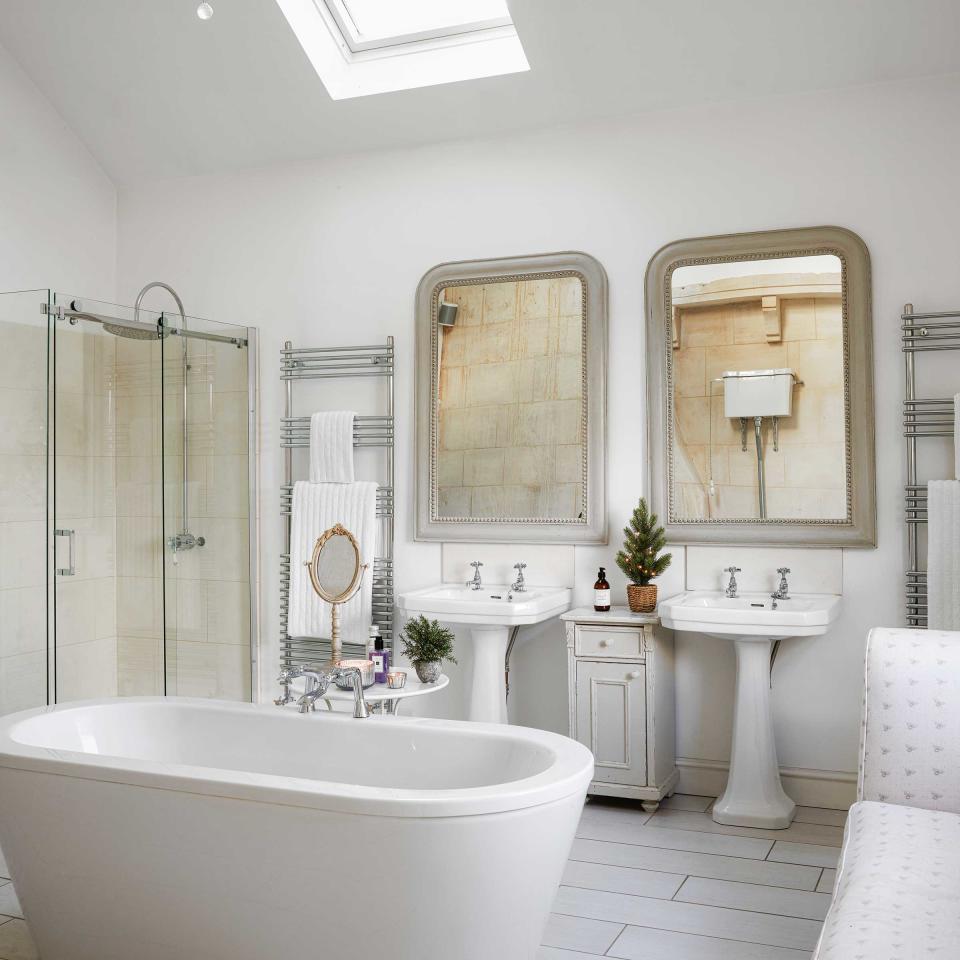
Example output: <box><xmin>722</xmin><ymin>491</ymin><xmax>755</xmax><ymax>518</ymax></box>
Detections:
<box><xmin>771</xmin><ymin>567</ymin><xmax>791</xmax><ymax>601</ymax></box>
<box><xmin>466</xmin><ymin>561</ymin><xmax>483</xmax><ymax>590</ymax></box>
<box><xmin>511</xmin><ymin>562</ymin><xmax>527</xmax><ymax>593</ymax></box>
<box><xmin>724</xmin><ymin>566</ymin><xmax>742</xmax><ymax>598</ymax></box>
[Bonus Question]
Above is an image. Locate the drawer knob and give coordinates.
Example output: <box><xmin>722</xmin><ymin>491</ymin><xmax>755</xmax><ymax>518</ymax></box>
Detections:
<box><xmin>627</xmin><ymin>670</ymin><xmax>641</xmax><ymax>680</ymax></box>
<box><xmin>599</xmin><ymin>638</ymin><xmax>611</xmax><ymax>647</ymax></box>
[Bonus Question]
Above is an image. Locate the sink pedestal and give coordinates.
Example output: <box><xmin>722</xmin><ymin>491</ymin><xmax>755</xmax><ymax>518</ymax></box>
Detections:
<box><xmin>713</xmin><ymin>637</ymin><xmax>796</xmax><ymax>829</ymax></box>
<box><xmin>468</xmin><ymin>626</ymin><xmax>510</xmax><ymax>724</ymax></box>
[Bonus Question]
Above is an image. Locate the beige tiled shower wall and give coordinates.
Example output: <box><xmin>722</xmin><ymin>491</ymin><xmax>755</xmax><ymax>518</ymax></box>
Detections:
<box><xmin>436</xmin><ymin>277</ymin><xmax>585</xmax><ymax>519</ymax></box>
<box><xmin>0</xmin><ymin>313</ymin><xmax>52</xmax><ymax>714</ymax></box>
<box><xmin>166</xmin><ymin>337</ymin><xmax>250</xmax><ymax>700</ymax></box>
<box><xmin>53</xmin><ymin>325</ymin><xmax>120</xmax><ymax>702</ymax></box>
<box><xmin>115</xmin><ymin>336</ymin><xmax>164</xmax><ymax>695</ymax></box>
<box><xmin>115</xmin><ymin>333</ymin><xmax>250</xmax><ymax>701</ymax></box>
<box><xmin>673</xmin><ymin>296</ymin><xmax>846</xmax><ymax>520</ymax></box>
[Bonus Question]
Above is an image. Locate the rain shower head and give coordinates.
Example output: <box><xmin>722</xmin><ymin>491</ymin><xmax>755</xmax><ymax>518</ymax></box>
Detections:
<box><xmin>102</xmin><ymin>320</ymin><xmax>162</xmax><ymax>340</ymax></box>
<box><xmin>67</xmin><ymin>301</ymin><xmax>166</xmax><ymax>340</ymax></box>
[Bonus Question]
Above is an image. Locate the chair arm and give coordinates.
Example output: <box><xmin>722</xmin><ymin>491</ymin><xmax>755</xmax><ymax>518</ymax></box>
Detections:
<box><xmin>859</xmin><ymin>627</ymin><xmax>960</xmax><ymax>813</ymax></box>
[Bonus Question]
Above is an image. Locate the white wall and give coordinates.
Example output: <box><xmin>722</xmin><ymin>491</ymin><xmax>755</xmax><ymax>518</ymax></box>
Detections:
<box><xmin>0</xmin><ymin>38</ymin><xmax>116</xmax><ymax>715</ymax></box>
<box><xmin>0</xmin><ymin>39</ymin><xmax>115</xmax><ymax>295</ymax></box>
<box><xmin>116</xmin><ymin>73</ymin><xmax>960</xmax><ymax>798</ymax></box>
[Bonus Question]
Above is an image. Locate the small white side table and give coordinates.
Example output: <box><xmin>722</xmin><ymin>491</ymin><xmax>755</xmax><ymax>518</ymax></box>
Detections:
<box><xmin>322</xmin><ymin>674</ymin><xmax>449</xmax><ymax>715</ymax></box>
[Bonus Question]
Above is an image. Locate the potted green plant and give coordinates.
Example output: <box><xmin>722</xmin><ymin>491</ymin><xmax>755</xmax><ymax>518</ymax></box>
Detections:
<box><xmin>616</xmin><ymin>497</ymin><xmax>672</xmax><ymax>613</ymax></box>
<box><xmin>400</xmin><ymin>615</ymin><xmax>458</xmax><ymax>684</ymax></box>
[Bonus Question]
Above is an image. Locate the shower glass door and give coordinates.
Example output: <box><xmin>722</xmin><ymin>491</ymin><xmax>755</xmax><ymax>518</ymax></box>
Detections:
<box><xmin>52</xmin><ymin>294</ymin><xmax>164</xmax><ymax>701</ymax></box>
<box><xmin>43</xmin><ymin>293</ymin><xmax>254</xmax><ymax>708</ymax></box>
<box><xmin>0</xmin><ymin>291</ymin><xmax>51</xmax><ymax>716</ymax></box>
<box><xmin>161</xmin><ymin>310</ymin><xmax>253</xmax><ymax>701</ymax></box>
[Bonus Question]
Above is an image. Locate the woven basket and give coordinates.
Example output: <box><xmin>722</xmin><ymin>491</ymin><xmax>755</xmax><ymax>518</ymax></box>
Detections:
<box><xmin>626</xmin><ymin>584</ymin><xmax>657</xmax><ymax>613</ymax></box>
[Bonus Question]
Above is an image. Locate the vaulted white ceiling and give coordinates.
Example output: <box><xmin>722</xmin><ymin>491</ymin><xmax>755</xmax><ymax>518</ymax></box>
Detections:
<box><xmin>1</xmin><ymin>0</ymin><xmax>958</xmax><ymax>185</ymax></box>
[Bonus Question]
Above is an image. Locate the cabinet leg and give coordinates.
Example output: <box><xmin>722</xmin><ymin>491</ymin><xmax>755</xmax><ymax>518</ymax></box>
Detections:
<box><xmin>641</xmin><ymin>801</ymin><xmax>660</xmax><ymax>814</ymax></box>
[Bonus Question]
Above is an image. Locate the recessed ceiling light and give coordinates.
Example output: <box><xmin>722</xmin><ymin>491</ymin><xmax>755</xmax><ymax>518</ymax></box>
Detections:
<box><xmin>197</xmin><ymin>2</ymin><xmax>214</xmax><ymax>21</ymax></box>
<box><xmin>274</xmin><ymin>0</ymin><xmax>529</xmax><ymax>99</ymax></box>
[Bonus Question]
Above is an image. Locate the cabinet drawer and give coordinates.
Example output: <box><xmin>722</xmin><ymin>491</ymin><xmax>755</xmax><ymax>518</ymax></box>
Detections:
<box><xmin>576</xmin><ymin>627</ymin><xmax>645</xmax><ymax>659</ymax></box>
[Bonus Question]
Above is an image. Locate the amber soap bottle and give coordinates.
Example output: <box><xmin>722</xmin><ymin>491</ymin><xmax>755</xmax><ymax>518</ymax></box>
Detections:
<box><xmin>594</xmin><ymin>567</ymin><xmax>611</xmax><ymax>612</ymax></box>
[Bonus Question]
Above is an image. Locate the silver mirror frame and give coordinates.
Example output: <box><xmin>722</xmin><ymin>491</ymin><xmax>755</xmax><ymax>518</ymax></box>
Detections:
<box><xmin>645</xmin><ymin>225</ymin><xmax>876</xmax><ymax>547</ymax></box>
<box><xmin>415</xmin><ymin>251</ymin><xmax>608</xmax><ymax>543</ymax></box>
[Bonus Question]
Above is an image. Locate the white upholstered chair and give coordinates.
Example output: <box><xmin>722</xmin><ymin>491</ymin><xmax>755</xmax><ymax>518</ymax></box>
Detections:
<box><xmin>813</xmin><ymin>627</ymin><xmax>960</xmax><ymax>959</ymax></box>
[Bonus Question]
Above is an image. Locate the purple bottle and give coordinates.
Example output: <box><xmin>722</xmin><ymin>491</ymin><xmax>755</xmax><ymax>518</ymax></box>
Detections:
<box><xmin>370</xmin><ymin>634</ymin><xmax>390</xmax><ymax>684</ymax></box>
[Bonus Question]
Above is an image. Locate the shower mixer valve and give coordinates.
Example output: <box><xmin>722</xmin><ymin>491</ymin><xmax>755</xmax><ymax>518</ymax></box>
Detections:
<box><xmin>168</xmin><ymin>532</ymin><xmax>206</xmax><ymax>553</ymax></box>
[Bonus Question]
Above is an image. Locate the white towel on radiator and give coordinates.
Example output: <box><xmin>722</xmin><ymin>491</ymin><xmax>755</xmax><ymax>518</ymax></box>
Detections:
<box><xmin>954</xmin><ymin>394</ymin><xmax>960</xmax><ymax>479</ymax></box>
<box><xmin>309</xmin><ymin>411</ymin><xmax>355</xmax><ymax>483</ymax></box>
<box><xmin>288</xmin><ymin>480</ymin><xmax>378</xmax><ymax>644</ymax></box>
<box><xmin>927</xmin><ymin>479</ymin><xmax>960</xmax><ymax>630</ymax></box>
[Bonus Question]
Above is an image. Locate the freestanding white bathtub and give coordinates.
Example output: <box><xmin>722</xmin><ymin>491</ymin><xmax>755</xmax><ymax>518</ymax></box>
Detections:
<box><xmin>0</xmin><ymin>697</ymin><xmax>592</xmax><ymax>960</ymax></box>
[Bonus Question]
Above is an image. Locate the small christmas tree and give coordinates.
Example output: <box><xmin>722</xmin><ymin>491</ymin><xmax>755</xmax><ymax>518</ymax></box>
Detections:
<box><xmin>616</xmin><ymin>497</ymin><xmax>672</xmax><ymax>586</ymax></box>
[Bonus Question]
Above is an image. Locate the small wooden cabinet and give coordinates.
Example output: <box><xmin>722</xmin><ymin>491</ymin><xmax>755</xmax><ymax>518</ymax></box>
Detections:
<box><xmin>562</xmin><ymin>607</ymin><xmax>678</xmax><ymax>811</ymax></box>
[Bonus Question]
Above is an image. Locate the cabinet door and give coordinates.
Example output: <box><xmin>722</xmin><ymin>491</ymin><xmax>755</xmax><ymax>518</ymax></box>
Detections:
<box><xmin>575</xmin><ymin>660</ymin><xmax>647</xmax><ymax>786</ymax></box>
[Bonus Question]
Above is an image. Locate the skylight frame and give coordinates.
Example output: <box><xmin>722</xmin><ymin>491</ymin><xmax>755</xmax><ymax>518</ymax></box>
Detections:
<box><xmin>324</xmin><ymin>0</ymin><xmax>513</xmax><ymax>53</ymax></box>
<box><xmin>274</xmin><ymin>0</ymin><xmax>530</xmax><ymax>100</ymax></box>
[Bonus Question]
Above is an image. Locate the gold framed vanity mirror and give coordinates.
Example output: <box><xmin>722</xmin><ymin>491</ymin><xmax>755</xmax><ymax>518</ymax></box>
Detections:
<box><xmin>646</xmin><ymin>226</ymin><xmax>876</xmax><ymax>546</ymax></box>
<box><xmin>415</xmin><ymin>251</ymin><xmax>608</xmax><ymax>543</ymax></box>
<box><xmin>308</xmin><ymin>523</ymin><xmax>367</xmax><ymax>658</ymax></box>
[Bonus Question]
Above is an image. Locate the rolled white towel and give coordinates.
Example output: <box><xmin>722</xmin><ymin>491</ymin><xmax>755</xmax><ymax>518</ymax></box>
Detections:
<box><xmin>927</xmin><ymin>479</ymin><xmax>960</xmax><ymax>630</ymax></box>
<box><xmin>954</xmin><ymin>393</ymin><xmax>960</xmax><ymax>480</ymax></box>
<box><xmin>288</xmin><ymin>480</ymin><xmax>378</xmax><ymax>644</ymax></box>
<box><xmin>310</xmin><ymin>411</ymin><xmax>355</xmax><ymax>483</ymax></box>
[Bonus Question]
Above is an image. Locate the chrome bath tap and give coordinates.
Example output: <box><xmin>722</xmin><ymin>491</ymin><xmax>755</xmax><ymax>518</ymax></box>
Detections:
<box><xmin>466</xmin><ymin>561</ymin><xmax>483</xmax><ymax>590</ymax></box>
<box><xmin>724</xmin><ymin>566</ymin><xmax>742</xmax><ymax>598</ymax></box>
<box><xmin>771</xmin><ymin>567</ymin><xmax>791</xmax><ymax>600</ymax></box>
<box><xmin>275</xmin><ymin>665</ymin><xmax>370</xmax><ymax>718</ymax></box>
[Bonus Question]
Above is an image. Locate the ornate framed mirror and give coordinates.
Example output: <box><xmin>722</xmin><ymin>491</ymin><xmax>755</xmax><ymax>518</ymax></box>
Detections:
<box><xmin>415</xmin><ymin>251</ymin><xmax>608</xmax><ymax>543</ymax></box>
<box><xmin>645</xmin><ymin>225</ymin><xmax>876</xmax><ymax>546</ymax></box>
<box><xmin>308</xmin><ymin>523</ymin><xmax>366</xmax><ymax>658</ymax></box>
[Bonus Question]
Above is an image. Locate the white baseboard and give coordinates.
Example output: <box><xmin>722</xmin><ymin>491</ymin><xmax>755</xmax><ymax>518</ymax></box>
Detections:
<box><xmin>676</xmin><ymin>757</ymin><xmax>857</xmax><ymax>810</ymax></box>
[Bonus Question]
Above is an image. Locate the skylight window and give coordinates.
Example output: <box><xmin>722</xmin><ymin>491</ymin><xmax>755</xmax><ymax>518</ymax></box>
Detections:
<box><xmin>275</xmin><ymin>0</ymin><xmax>529</xmax><ymax>99</ymax></box>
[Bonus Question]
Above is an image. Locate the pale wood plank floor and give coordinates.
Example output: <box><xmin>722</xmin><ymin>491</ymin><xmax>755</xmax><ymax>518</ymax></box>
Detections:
<box><xmin>542</xmin><ymin>793</ymin><xmax>845</xmax><ymax>960</ymax></box>
<box><xmin>0</xmin><ymin>794</ymin><xmax>846</xmax><ymax>960</ymax></box>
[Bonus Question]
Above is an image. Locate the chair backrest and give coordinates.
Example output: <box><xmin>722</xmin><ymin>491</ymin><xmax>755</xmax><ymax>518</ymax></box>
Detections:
<box><xmin>859</xmin><ymin>627</ymin><xmax>960</xmax><ymax>814</ymax></box>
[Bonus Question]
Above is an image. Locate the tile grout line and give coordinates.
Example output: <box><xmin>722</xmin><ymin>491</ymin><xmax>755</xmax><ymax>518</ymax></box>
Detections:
<box><xmin>671</xmin><ymin>874</ymin><xmax>691</xmax><ymax>901</ymax></box>
<box><xmin>550</xmin><ymin>908</ymin><xmax>817</xmax><ymax>952</ymax></box>
<box><xmin>602</xmin><ymin>923</ymin><xmax>627</xmax><ymax>957</ymax></box>
<box><xmin>558</xmin><ymin>884</ymin><xmax>826</xmax><ymax>922</ymax></box>
<box><xmin>567</xmin><ymin>856</ymin><xmax>821</xmax><ymax>892</ymax></box>
<box><xmin>576</xmin><ymin>833</ymin><xmax>834</xmax><ymax>869</ymax></box>
<box><xmin>576</xmin><ymin>831</ymin><xmax>779</xmax><ymax>863</ymax></box>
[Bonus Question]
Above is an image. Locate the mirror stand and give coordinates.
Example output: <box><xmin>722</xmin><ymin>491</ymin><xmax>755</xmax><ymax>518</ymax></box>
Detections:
<box><xmin>326</xmin><ymin>569</ymin><xmax>368</xmax><ymax>661</ymax></box>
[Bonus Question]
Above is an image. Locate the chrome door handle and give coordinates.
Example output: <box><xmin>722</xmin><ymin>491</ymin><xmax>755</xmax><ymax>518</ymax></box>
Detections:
<box><xmin>55</xmin><ymin>528</ymin><xmax>76</xmax><ymax>576</ymax></box>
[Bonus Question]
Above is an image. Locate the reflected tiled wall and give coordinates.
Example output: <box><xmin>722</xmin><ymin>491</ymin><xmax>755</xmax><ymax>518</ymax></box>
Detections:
<box><xmin>436</xmin><ymin>277</ymin><xmax>585</xmax><ymax>520</ymax></box>
<box><xmin>672</xmin><ymin>296</ymin><xmax>846</xmax><ymax>520</ymax></box>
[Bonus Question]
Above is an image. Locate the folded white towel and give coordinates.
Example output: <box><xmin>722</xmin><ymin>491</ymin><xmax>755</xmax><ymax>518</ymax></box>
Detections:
<box><xmin>954</xmin><ymin>394</ymin><xmax>960</xmax><ymax>480</ymax></box>
<box><xmin>288</xmin><ymin>480</ymin><xmax>378</xmax><ymax>645</ymax></box>
<box><xmin>927</xmin><ymin>479</ymin><xmax>960</xmax><ymax>630</ymax></box>
<box><xmin>310</xmin><ymin>411</ymin><xmax>355</xmax><ymax>483</ymax></box>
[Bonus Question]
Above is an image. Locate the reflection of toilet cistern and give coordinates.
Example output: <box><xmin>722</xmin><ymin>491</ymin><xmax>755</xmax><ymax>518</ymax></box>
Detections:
<box><xmin>707</xmin><ymin>369</ymin><xmax>802</xmax><ymax>518</ymax></box>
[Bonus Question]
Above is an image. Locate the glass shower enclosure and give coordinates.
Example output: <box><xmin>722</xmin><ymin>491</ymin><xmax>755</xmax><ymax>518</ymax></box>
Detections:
<box><xmin>0</xmin><ymin>289</ymin><xmax>257</xmax><ymax>716</ymax></box>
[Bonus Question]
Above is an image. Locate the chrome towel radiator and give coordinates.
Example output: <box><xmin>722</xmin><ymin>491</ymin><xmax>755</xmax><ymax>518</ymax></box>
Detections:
<box><xmin>279</xmin><ymin>339</ymin><xmax>395</xmax><ymax>668</ymax></box>
<box><xmin>903</xmin><ymin>304</ymin><xmax>960</xmax><ymax>627</ymax></box>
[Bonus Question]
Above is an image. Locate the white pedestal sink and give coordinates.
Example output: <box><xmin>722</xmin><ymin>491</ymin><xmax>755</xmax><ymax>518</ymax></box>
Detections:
<box><xmin>659</xmin><ymin>591</ymin><xmax>841</xmax><ymax>828</ymax></box>
<box><xmin>397</xmin><ymin>584</ymin><xmax>571</xmax><ymax>724</ymax></box>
